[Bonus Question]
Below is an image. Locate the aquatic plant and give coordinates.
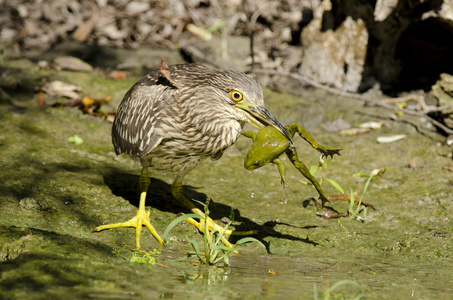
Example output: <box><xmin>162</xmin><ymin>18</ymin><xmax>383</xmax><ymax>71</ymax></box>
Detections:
<box><xmin>163</xmin><ymin>199</ymin><xmax>265</xmax><ymax>267</ymax></box>
<box><xmin>348</xmin><ymin>168</ymin><xmax>385</xmax><ymax>220</ymax></box>
<box><xmin>300</xmin><ymin>159</ymin><xmax>384</xmax><ymax>220</ymax></box>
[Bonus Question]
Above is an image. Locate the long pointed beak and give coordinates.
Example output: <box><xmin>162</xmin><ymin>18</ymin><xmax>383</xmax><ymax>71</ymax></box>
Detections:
<box><xmin>237</xmin><ymin>104</ymin><xmax>294</xmax><ymax>145</ymax></box>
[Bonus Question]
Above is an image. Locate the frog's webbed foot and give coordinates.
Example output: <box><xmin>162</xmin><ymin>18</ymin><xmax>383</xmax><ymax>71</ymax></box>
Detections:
<box><xmin>318</xmin><ymin>195</ymin><xmax>330</xmax><ymax>208</ymax></box>
<box><xmin>285</xmin><ymin>123</ymin><xmax>341</xmax><ymax>159</ymax></box>
<box><xmin>317</xmin><ymin>146</ymin><xmax>342</xmax><ymax>160</ymax></box>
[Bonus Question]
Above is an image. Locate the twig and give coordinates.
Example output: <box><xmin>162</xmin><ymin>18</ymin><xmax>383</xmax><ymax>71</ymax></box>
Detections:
<box><xmin>367</xmin><ymin>101</ymin><xmax>453</xmax><ymax>136</ymax></box>
<box><xmin>425</xmin><ymin>104</ymin><xmax>453</xmax><ymax>113</ymax></box>
<box><xmin>253</xmin><ymin>68</ymin><xmax>368</xmax><ymax>101</ymax></box>
<box><xmin>252</xmin><ymin>68</ymin><xmax>453</xmax><ymax>136</ymax></box>
<box><xmin>242</xmin><ymin>0</ymin><xmax>257</xmax><ymax>68</ymax></box>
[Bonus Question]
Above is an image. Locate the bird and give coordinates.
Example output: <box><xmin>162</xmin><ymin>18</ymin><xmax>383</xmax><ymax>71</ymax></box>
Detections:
<box><xmin>95</xmin><ymin>59</ymin><xmax>293</xmax><ymax>249</ymax></box>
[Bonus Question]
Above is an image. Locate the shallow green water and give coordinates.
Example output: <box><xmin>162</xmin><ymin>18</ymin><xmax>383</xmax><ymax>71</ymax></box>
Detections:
<box><xmin>0</xmin><ymin>57</ymin><xmax>452</xmax><ymax>299</ymax></box>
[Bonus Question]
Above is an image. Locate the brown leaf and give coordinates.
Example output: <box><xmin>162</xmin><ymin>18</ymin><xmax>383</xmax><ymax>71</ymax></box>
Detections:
<box><xmin>339</xmin><ymin>128</ymin><xmax>373</xmax><ymax>136</ymax></box>
<box><xmin>268</xmin><ymin>269</ymin><xmax>279</xmax><ymax>275</ymax></box>
<box><xmin>37</xmin><ymin>91</ymin><xmax>45</xmax><ymax>106</ymax></box>
<box><xmin>328</xmin><ymin>194</ymin><xmax>376</xmax><ymax>210</ymax></box>
<box><xmin>82</xmin><ymin>96</ymin><xmax>95</xmax><ymax>108</ymax></box>
<box><xmin>107</xmin><ymin>70</ymin><xmax>130</xmax><ymax>80</ymax></box>
<box><xmin>42</xmin><ymin>80</ymin><xmax>82</xmax><ymax>99</ymax></box>
<box><xmin>186</xmin><ymin>23</ymin><xmax>212</xmax><ymax>41</ymax></box>
<box><xmin>72</xmin><ymin>18</ymin><xmax>96</xmax><ymax>42</ymax></box>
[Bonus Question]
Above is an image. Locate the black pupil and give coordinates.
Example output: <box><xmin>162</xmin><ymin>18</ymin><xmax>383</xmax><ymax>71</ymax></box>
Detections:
<box><xmin>234</xmin><ymin>93</ymin><xmax>240</xmax><ymax>99</ymax></box>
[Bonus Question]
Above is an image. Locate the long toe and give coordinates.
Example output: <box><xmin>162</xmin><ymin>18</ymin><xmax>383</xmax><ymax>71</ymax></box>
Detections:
<box><xmin>94</xmin><ymin>208</ymin><xmax>164</xmax><ymax>249</ymax></box>
<box><xmin>183</xmin><ymin>215</ymin><xmax>235</xmax><ymax>248</ymax></box>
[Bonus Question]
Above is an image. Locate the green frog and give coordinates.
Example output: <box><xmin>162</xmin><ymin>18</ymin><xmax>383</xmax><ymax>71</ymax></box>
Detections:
<box><xmin>242</xmin><ymin>123</ymin><xmax>341</xmax><ymax>207</ymax></box>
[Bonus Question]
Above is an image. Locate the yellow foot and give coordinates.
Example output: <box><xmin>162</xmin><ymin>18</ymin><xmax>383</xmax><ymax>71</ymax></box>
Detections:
<box><xmin>94</xmin><ymin>208</ymin><xmax>164</xmax><ymax>249</ymax></box>
<box><xmin>183</xmin><ymin>215</ymin><xmax>235</xmax><ymax>248</ymax></box>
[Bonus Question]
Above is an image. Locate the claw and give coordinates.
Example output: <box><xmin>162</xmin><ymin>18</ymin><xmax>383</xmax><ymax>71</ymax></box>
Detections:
<box><xmin>95</xmin><ymin>207</ymin><xmax>164</xmax><ymax>249</ymax></box>
<box><xmin>319</xmin><ymin>148</ymin><xmax>342</xmax><ymax>160</ymax></box>
<box><xmin>183</xmin><ymin>215</ymin><xmax>235</xmax><ymax>248</ymax></box>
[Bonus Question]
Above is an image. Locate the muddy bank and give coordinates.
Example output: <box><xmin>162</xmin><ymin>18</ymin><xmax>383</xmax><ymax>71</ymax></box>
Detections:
<box><xmin>0</xmin><ymin>53</ymin><xmax>452</xmax><ymax>299</ymax></box>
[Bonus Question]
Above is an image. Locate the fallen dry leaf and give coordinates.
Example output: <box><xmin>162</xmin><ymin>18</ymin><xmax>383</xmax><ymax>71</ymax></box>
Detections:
<box><xmin>107</xmin><ymin>70</ymin><xmax>131</xmax><ymax>80</ymax></box>
<box><xmin>186</xmin><ymin>23</ymin><xmax>212</xmax><ymax>41</ymax></box>
<box><xmin>42</xmin><ymin>80</ymin><xmax>82</xmax><ymax>99</ymax></box>
<box><xmin>37</xmin><ymin>91</ymin><xmax>45</xmax><ymax>106</ymax></box>
<box><xmin>328</xmin><ymin>194</ymin><xmax>376</xmax><ymax>210</ymax></box>
<box><xmin>54</xmin><ymin>56</ymin><xmax>94</xmax><ymax>72</ymax></box>
<box><xmin>376</xmin><ymin>134</ymin><xmax>406</xmax><ymax>143</ymax></box>
<box><xmin>339</xmin><ymin>128</ymin><xmax>373</xmax><ymax>136</ymax></box>
<box><xmin>359</xmin><ymin>121</ymin><xmax>384</xmax><ymax>129</ymax></box>
<box><xmin>82</xmin><ymin>96</ymin><xmax>95</xmax><ymax>108</ymax></box>
<box><xmin>268</xmin><ymin>269</ymin><xmax>279</xmax><ymax>275</ymax></box>
<box><xmin>72</xmin><ymin>17</ymin><xmax>96</xmax><ymax>42</ymax></box>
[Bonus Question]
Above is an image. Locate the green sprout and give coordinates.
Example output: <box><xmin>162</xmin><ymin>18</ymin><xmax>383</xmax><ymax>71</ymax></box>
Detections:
<box><xmin>300</xmin><ymin>158</ymin><xmax>345</xmax><ymax>194</ymax></box>
<box><xmin>349</xmin><ymin>168</ymin><xmax>385</xmax><ymax>220</ymax></box>
<box><xmin>163</xmin><ymin>199</ymin><xmax>265</xmax><ymax>267</ymax></box>
<box><xmin>301</xmin><ymin>159</ymin><xmax>383</xmax><ymax>220</ymax></box>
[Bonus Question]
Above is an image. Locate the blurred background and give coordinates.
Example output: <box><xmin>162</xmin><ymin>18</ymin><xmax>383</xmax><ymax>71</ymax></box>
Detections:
<box><xmin>2</xmin><ymin>0</ymin><xmax>452</xmax><ymax>94</ymax></box>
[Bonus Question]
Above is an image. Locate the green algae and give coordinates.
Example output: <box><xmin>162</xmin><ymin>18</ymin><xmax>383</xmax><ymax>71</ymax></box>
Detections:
<box><xmin>1</xmin><ymin>56</ymin><xmax>452</xmax><ymax>299</ymax></box>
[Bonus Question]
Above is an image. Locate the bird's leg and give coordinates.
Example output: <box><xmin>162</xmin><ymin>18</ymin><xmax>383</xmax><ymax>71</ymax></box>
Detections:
<box><xmin>171</xmin><ymin>174</ymin><xmax>234</xmax><ymax>248</ymax></box>
<box><xmin>94</xmin><ymin>167</ymin><xmax>164</xmax><ymax>249</ymax></box>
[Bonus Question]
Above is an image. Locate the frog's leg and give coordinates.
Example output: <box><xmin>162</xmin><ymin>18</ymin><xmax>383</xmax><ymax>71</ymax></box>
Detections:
<box><xmin>285</xmin><ymin>123</ymin><xmax>341</xmax><ymax>159</ymax></box>
<box><xmin>272</xmin><ymin>158</ymin><xmax>287</xmax><ymax>185</ymax></box>
<box><xmin>285</xmin><ymin>146</ymin><xmax>330</xmax><ymax>207</ymax></box>
<box><xmin>240</xmin><ymin>130</ymin><xmax>257</xmax><ymax>140</ymax></box>
<box><xmin>272</xmin><ymin>158</ymin><xmax>288</xmax><ymax>199</ymax></box>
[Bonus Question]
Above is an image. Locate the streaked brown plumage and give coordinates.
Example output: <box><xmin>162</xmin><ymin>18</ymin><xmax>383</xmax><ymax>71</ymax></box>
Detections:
<box><xmin>112</xmin><ymin>63</ymin><xmax>263</xmax><ymax>173</ymax></box>
<box><xmin>96</xmin><ymin>61</ymin><xmax>292</xmax><ymax>249</ymax></box>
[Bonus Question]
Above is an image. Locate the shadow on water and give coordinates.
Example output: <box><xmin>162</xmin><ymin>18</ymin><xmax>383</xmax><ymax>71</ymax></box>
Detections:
<box><xmin>103</xmin><ymin>168</ymin><xmax>319</xmax><ymax>249</ymax></box>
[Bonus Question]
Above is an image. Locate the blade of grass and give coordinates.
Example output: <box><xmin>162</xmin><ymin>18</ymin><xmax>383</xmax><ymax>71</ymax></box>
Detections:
<box><xmin>309</xmin><ymin>164</ymin><xmax>318</xmax><ymax>176</ymax></box>
<box><xmin>163</xmin><ymin>213</ymin><xmax>202</xmax><ymax>242</ymax></box>
<box><xmin>325</xmin><ymin>178</ymin><xmax>345</xmax><ymax>194</ymax></box>
<box><xmin>210</xmin><ymin>245</ymin><xmax>237</xmax><ymax>252</ymax></box>
<box><xmin>235</xmin><ymin>237</ymin><xmax>266</xmax><ymax>250</ymax></box>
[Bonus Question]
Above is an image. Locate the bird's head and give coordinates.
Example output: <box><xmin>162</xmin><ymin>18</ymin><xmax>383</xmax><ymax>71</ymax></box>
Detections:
<box><xmin>206</xmin><ymin>68</ymin><xmax>294</xmax><ymax>145</ymax></box>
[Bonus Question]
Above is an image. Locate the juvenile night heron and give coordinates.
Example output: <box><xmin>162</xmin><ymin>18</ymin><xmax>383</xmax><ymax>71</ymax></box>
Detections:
<box><xmin>95</xmin><ymin>60</ymin><xmax>293</xmax><ymax>249</ymax></box>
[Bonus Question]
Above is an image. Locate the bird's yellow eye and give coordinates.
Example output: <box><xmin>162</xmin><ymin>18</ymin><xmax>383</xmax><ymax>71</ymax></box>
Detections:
<box><xmin>230</xmin><ymin>90</ymin><xmax>243</xmax><ymax>102</ymax></box>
